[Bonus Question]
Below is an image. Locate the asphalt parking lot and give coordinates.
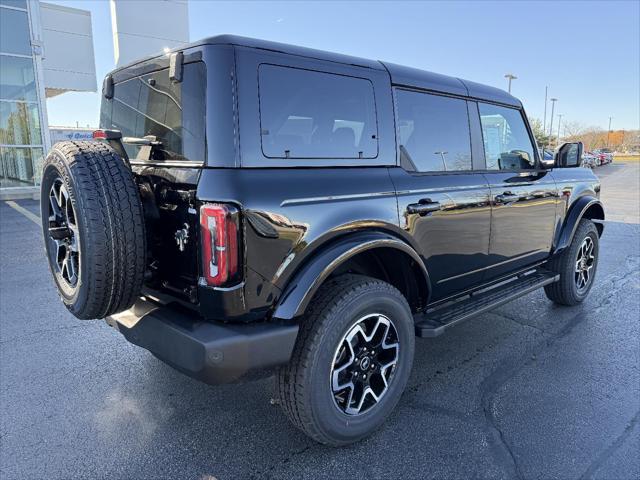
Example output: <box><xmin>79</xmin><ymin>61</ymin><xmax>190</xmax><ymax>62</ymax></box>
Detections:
<box><xmin>1</xmin><ymin>162</ymin><xmax>638</xmax><ymax>480</ymax></box>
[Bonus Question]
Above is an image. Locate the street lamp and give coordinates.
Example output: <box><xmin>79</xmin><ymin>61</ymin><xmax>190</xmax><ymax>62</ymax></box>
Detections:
<box><xmin>504</xmin><ymin>73</ymin><xmax>517</xmax><ymax>93</ymax></box>
<box><xmin>556</xmin><ymin>114</ymin><xmax>563</xmax><ymax>147</ymax></box>
<box><xmin>542</xmin><ymin>86</ymin><xmax>549</xmax><ymax>138</ymax></box>
<box><xmin>548</xmin><ymin>98</ymin><xmax>558</xmax><ymax>140</ymax></box>
<box><xmin>607</xmin><ymin>116</ymin><xmax>613</xmax><ymax>148</ymax></box>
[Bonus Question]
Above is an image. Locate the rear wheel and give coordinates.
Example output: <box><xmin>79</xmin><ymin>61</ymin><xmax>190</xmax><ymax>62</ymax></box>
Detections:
<box><xmin>544</xmin><ymin>219</ymin><xmax>599</xmax><ymax>305</ymax></box>
<box><xmin>276</xmin><ymin>274</ymin><xmax>415</xmax><ymax>446</ymax></box>
<box><xmin>40</xmin><ymin>141</ymin><xmax>146</xmax><ymax>319</ymax></box>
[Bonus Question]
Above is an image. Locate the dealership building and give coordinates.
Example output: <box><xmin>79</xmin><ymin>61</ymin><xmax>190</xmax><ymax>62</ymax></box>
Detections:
<box><xmin>0</xmin><ymin>0</ymin><xmax>188</xmax><ymax>198</ymax></box>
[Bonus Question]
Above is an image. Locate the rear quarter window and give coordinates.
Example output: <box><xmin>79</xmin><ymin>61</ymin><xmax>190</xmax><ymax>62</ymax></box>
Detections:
<box><xmin>99</xmin><ymin>62</ymin><xmax>206</xmax><ymax>162</ymax></box>
<box><xmin>258</xmin><ymin>64</ymin><xmax>378</xmax><ymax>159</ymax></box>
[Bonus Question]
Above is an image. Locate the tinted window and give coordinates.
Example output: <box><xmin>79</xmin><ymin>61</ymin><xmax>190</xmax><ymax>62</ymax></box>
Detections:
<box><xmin>258</xmin><ymin>65</ymin><xmax>377</xmax><ymax>159</ymax></box>
<box><xmin>0</xmin><ymin>7</ymin><xmax>31</xmax><ymax>55</ymax></box>
<box><xmin>395</xmin><ymin>90</ymin><xmax>472</xmax><ymax>172</ymax></box>
<box><xmin>100</xmin><ymin>62</ymin><xmax>206</xmax><ymax>162</ymax></box>
<box><xmin>479</xmin><ymin>103</ymin><xmax>536</xmax><ymax>170</ymax></box>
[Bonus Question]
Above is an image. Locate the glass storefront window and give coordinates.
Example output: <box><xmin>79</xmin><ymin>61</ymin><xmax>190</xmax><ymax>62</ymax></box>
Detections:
<box><xmin>0</xmin><ymin>146</ymin><xmax>42</xmax><ymax>187</ymax></box>
<box><xmin>0</xmin><ymin>55</ymin><xmax>37</xmax><ymax>101</ymax></box>
<box><xmin>0</xmin><ymin>1</ymin><xmax>28</xmax><ymax>9</ymax></box>
<box><xmin>0</xmin><ymin>4</ymin><xmax>46</xmax><ymax>189</ymax></box>
<box><xmin>0</xmin><ymin>101</ymin><xmax>41</xmax><ymax>144</ymax></box>
<box><xmin>0</xmin><ymin>7</ymin><xmax>31</xmax><ymax>55</ymax></box>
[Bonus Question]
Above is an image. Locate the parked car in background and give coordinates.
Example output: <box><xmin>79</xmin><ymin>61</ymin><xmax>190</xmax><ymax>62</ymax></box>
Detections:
<box><xmin>593</xmin><ymin>149</ymin><xmax>613</xmax><ymax>165</ymax></box>
<box><xmin>582</xmin><ymin>151</ymin><xmax>598</xmax><ymax>168</ymax></box>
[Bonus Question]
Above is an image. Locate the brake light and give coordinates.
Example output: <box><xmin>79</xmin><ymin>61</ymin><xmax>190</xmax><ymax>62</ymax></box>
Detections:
<box><xmin>200</xmin><ymin>204</ymin><xmax>239</xmax><ymax>287</ymax></box>
<box><xmin>92</xmin><ymin>129</ymin><xmax>122</xmax><ymax>140</ymax></box>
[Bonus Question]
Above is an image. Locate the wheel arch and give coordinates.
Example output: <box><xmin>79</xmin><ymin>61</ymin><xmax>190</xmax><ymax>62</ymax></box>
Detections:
<box><xmin>272</xmin><ymin>231</ymin><xmax>431</xmax><ymax>320</ymax></box>
<box><xmin>553</xmin><ymin>196</ymin><xmax>605</xmax><ymax>254</ymax></box>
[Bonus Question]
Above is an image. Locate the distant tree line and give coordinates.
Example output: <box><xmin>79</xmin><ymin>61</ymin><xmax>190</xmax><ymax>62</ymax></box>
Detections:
<box><xmin>528</xmin><ymin>117</ymin><xmax>640</xmax><ymax>153</ymax></box>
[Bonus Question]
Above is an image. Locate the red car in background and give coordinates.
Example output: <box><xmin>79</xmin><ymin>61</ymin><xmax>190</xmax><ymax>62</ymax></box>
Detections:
<box><xmin>593</xmin><ymin>149</ymin><xmax>613</xmax><ymax>165</ymax></box>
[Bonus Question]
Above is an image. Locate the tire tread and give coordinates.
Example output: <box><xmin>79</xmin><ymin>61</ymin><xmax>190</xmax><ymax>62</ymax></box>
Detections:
<box><xmin>42</xmin><ymin>141</ymin><xmax>146</xmax><ymax>319</ymax></box>
<box><xmin>276</xmin><ymin>274</ymin><xmax>409</xmax><ymax>444</ymax></box>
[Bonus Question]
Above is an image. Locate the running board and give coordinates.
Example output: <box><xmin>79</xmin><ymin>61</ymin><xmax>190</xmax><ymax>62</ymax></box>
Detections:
<box><xmin>414</xmin><ymin>270</ymin><xmax>559</xmax><ymax>338</ymax></box>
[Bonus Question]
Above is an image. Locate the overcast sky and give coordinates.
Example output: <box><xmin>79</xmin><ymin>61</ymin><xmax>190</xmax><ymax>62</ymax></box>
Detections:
<box><xmin>46</xmin><ymin>0</ymin><xmax>640</xmax><ymax>131</ymax></box>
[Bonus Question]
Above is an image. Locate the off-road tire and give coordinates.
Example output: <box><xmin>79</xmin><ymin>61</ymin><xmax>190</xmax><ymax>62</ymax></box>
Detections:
<box><xmin>544</xmin><ymin>219</ymin><xmax>599</xmax><ymax>306</ymax></box>
<box><xmin>40</xmin><ymin>141</ymin><xmax>146</xmax><ymax>319</ymax></box>
<box><xmin>276</xmin><ymin>274</ymin><xmax>415</xmax><ymax>446</ymax></box>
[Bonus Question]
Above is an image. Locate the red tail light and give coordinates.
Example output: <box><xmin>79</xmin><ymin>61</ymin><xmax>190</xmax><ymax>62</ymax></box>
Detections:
<box><xmin>200</xmin><ymin>204</ymin><xmax>239</xmax><ymax>287</ymax></box>
<box><xmin>92</xmin><ymin>129</ymin><xmax>122</xmax><ymax>140</ymax></box>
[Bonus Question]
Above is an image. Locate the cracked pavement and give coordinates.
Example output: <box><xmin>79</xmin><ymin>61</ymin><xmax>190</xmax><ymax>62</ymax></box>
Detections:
<box><xmin>1</xmin><ymin>162</ymin><xmax>638</xmax><ymax>479</ymax></box>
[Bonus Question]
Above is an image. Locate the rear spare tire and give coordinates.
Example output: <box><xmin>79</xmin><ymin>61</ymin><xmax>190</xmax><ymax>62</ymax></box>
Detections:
<box><xmin>40</xmin><ymin>141</ymin><xmax>146</xmax><ymax>319</ymax></box>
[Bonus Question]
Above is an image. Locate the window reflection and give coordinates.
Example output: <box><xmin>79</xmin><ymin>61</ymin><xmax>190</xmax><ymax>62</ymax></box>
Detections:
<box><xmin>0</xmin><ymin>56</ymin><xmax>37</xmax><ymax>102</ymax></box>
<box><xmin>479</xmin><ymin>103</ymin><xmax>536</xmax><ymax>170</ymax></box>
<box><xmin>395</xmin><ymin>89</ymin><xmax>472</xmax><ymax>172</ymax></box>
<box><xmin>0</xmin><ymin>101</ymin><xmax>41</xmax><ymax>144</ymax></box>
<box><xmin>0</xmin><ymin>147</ymin><xmax>42</xmax><ymax>187</ymax></box>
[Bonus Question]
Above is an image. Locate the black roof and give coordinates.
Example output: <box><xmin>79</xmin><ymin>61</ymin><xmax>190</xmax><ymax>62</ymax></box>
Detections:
<box><xmin>116</xmin><ymin>34</ymin><xmax>522</xmax><ymax>108</ymax></box>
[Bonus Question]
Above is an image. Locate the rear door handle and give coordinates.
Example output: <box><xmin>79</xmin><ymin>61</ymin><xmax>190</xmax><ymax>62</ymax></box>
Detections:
<box><xmin>407</xmin><ymin>200</ymin><xmax>442</xmax><ymax>215</ymax></box>
<box><xmin>495</xmin><ymin>192</ymin><xmax>520</xmax><ymax>204</ymax></box>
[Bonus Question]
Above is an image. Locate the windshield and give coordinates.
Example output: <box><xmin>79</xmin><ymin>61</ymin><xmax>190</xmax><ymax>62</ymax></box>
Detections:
<box><xmin>99</xmin><ymin>61</ymin><xmax>206</xmax><ymax>162</ymax></box>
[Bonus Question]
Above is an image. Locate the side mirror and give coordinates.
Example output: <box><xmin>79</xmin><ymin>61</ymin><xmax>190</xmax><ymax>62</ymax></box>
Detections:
<box><xmin>540</xmin><ymin>149</ymin><xmax>555</xmax><ymax>169</ymax></box>
<box><xmin>554</xmin><ymin>142</ymin><xmax>584</xmax><ymax>168</ymax></box>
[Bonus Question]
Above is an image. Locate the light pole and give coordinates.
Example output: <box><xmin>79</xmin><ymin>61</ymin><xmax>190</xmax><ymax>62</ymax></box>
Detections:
<box><xmin>542</xmin><ymin>86</ymin><xmax>548</xmax><ymax>137</ymax></box>
<box><xmin>504</xmin><ymin>73</ymin><xmax>517</xmax><ymax>93</ymax></box>
<box><xmin>556</xmin><ymin>114</ymin><xmax>563</xmax><ymax>147</ymax></box>
<box><xmin>548</xmin><ymin>98</ymin><xmax>558</xmax><ymax>141</ymax></box>
<box><xmin>607</xmin><ymin>116</ymin><xmax>613</xmax><ymax>148</ymax></box>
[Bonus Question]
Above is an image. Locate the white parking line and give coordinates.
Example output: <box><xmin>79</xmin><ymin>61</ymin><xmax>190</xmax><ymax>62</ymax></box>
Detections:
<box><xmin>5</xmin><ymin>201</ymin><xmax>40</xmax><ymax>226</ymax></box>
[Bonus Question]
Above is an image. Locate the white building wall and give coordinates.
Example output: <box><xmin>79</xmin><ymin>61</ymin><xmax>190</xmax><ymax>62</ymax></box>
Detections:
<box><xmin>39</xmin><ymin>2</ymin><xmax>97</xmax><ymax>97</ymax></box>
<box><xmin>110</xmin><ymin>0</ymin><xmax>189</xmax><ymax>67</ymax></box>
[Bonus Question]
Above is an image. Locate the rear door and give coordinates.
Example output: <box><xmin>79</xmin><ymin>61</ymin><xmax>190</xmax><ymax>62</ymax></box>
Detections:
<box><xmin>390</xmin><ymin>89</ymin><xmax>492</xmax><ymax>301</ymax></box>
<box><xmin>476</xmin><ymin>102</ymin><xmax>558</xmax><ymax>279</ymax></box>
<box><xmin>99</xmin><ymin>57</ymin><xmax>208</xmax><ymax>300</ymax></box>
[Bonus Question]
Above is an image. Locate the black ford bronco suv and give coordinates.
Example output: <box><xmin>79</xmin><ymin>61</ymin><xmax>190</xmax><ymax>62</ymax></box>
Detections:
<box><xmin>41</xmin><ymin>35</ymin><xmax>604</xmax><ymax>446</ymax></box>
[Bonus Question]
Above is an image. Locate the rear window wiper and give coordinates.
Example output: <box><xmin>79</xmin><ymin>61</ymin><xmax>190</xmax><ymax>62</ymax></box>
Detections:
<box><xmin>122</xmin><ymin>136</ymin><xmax>164</xmax><ymax>161</ymax></box>
<box><xmin>121</xmin><ymin>135</ymin><xmax>162</xmax><ymax>148</ymax></box>
<box><xmin>93</xmin><ymin>130</ymin><xmax>164</xmax><ymax>162</ymax></box>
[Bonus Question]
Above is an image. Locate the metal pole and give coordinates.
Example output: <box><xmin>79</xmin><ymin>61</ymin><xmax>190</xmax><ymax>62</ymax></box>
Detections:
<box><xmin>556</xmin><ymin>114</ymin><xmax>563</xmax><ymax>147</ymax></box>
<box><xmin>504</xmin><ymin>74</ymin><xmax>517</xmax><ymax>93</ymax></box>
<box><xmin>607</xmin><ymin>116</ymin><xmax>612</xmax><ymax>148</ymax></box>
<box><xmin>542</xmin><ymin>86</ymin><xmax>548</xmax><ymax>139</ymax></box>
<box><xmin>548</xmin><ymin>98</ymin><xmax>557</xmax><ymax>142</ymax></box>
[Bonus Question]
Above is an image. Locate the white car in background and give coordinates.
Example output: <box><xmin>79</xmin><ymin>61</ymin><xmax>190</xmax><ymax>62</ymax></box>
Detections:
<box><xmin>582</xmin><ymin>151</ymin><xmax>598</xmax><ymax>168</ymax></box>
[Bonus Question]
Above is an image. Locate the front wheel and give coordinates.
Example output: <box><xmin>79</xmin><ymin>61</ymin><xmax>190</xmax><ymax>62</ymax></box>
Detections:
<box><xmin>544</xmin><ymin>219</ymin><xmax>599</xmax><ymax>305</ymax></box>
<box><xmin>276</xmin><ymin>274</ymin><xmax>415</xmax><ymax>446</ymax></box>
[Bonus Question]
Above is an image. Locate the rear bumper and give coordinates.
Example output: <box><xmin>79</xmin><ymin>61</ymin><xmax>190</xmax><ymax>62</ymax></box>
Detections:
<box><xmin>106</xmin><ymin>299</ymin><xmax>299</xmax><ymax>385</ymax></box>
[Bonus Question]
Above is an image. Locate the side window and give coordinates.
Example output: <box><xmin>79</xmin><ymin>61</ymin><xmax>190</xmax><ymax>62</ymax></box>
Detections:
<box><xmin>478</xmin><ymin>103</ymin><xmax>536</xmax><ymax>170</ymax></box>
<box><xmin>395</xmin><ymin>89</ymin><xmax>472</xmax><ymax>172</ymax></box>
<box><xmin>258</xmin><ymin>64</ymin><xmax>378</xmax><ymax>159</ymax></box>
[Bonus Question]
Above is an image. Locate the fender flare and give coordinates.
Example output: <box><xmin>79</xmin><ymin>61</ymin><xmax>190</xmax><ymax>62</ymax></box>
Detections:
<box><xmin>272</xmin><ymin>231</ymin><xmax>430</xmax><ymax>320</ymax></box>
<box><xmin>554</xmin><ymin>196</ymin><xmax>605</xmax><ymax>253</ymax></box>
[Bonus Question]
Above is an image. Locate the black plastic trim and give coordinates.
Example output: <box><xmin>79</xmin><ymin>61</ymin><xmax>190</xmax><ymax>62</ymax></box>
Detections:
<box><xmin>109</xmin><ymin>299</ymin><xmax>298</xmax><ymax>385</ymax></box>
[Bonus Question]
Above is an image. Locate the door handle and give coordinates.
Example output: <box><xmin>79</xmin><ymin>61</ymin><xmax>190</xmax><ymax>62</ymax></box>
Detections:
<box><xmin>495</xmin><ymin>192</ymin><xmax>520</xmax><ymax>204</ymax></box>
<box><xmin>407</xmin><ymin>200</ymin><xmax>442</xmax><ymax>215</ymax></box>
